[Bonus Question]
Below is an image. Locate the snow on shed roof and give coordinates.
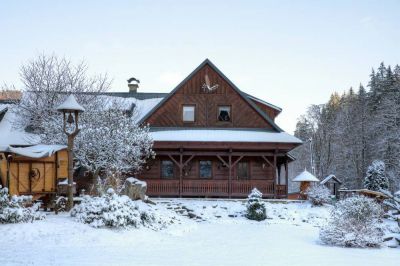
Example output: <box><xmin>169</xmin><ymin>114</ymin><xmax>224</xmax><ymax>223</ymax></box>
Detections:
<box><xmin>149</xmin><ymin>128</ymin><xmax>302</xmax><ymax>143</ymax></box>
<box><xmin>320</xmin><ymin>174</ymin><xmax>342</xmax><ymax>185</ymax></box>
<box><xmin>7</xmin><ymin>144</ymin><xmax>67</xmax><ymax>158</ymax></box>
<box><xmin>56</xmin><ymin>95</ymin><xmax>85</xmax><ymax>112</ymax></box>
<box><xmin>292</xmin><ymin>170</ymin><xmax>319</xmax><ymax>182</ymax></box>
<box><xmin>0</xmin><ymin>105</ymin><xmax>40</xmax><ymax>151</ymax></box>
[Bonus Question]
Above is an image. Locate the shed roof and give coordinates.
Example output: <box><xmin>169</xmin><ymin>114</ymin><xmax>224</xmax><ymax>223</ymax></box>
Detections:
<box><xmin>292</xmin><ymin>170</ymin><xmax>319</xmax><ymax>182</ymax></box>
<box><xmin>320</xmin><ymin>174</ymin><xmax>343</xmax><ymax>185</ymax></box>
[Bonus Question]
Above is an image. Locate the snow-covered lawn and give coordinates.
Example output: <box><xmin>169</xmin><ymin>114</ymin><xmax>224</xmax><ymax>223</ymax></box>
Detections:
<box><xmin>0</xmin><ymin>200</ymin><xmax>398</xmax><ymax>266</ymax></box>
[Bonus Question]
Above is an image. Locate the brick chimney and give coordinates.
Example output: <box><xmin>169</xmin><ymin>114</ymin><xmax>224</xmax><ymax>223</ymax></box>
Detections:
<box><xmin>127</xmin><ymin>77</ymin><xmax>140</xmax><ymax>93</ymax></box>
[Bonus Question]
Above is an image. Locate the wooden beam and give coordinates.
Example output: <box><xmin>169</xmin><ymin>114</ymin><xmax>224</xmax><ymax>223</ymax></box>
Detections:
<box><xmin>273</xmin><ymin>152</ymin><xmax>277</xmax><ymax>199</ymax></box>
<box><xmin>216</xmin><ymin>155</ymin><xmax>228</xmax><ymax>166</ymax></box>
<box><xmin>179</xmin><ymin>151</ymin><xmax>183</xmax><ymax>198</ymax></box>
<box><xmin>167</xmin><ymin>154</ymin><xmax>181</xmax><ymax>167</ymax></box>
<box><xmin>285</xmin><ymin>158</ymin><xmax>289</xmax><ymax>198</ymax></box>
<box><xmin>228</xmin><ymin>153</ymin><xmax>232</xmax><ymax>198</ymax></box>
<box><xmin>183</xmin><ymin>154</ymin><xmax>195</xmax><ymax>167</ymax></box>
<box><xmin>156</xmin><ymin>150</ymin><xmax>288</xmax><ymax>157</ymax></box>
<box><xmin>261</xmin><ymin>156</ymin><xmax>274</xmax><ymax>168</ymax></box>
<box><xmin>231</xmin><ymin>156</ymin><xmax>244</xmax><ymax>168</ymax></box>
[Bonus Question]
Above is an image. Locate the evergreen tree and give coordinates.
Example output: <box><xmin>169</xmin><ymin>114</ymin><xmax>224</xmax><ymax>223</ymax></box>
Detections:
<box><xmin>245</xmin><ymin>188</ymin><xmax>266</xmax><ymax>221</ymax></box>
<box><xmin>364</xmin><ymin>160</ymin><xmax>389</xmax><ymax>191</ymax></box>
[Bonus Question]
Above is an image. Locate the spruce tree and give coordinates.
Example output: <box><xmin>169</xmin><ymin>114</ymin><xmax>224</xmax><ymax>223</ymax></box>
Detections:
<box><xmin>364</xmin><ymin>160</ymin><xmax>389</xmax><ymax>191</ymax></box>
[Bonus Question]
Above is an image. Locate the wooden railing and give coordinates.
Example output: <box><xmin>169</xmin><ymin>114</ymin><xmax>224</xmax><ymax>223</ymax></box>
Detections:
<box><xmin>182</xmin><ymin>180</ymin><xmax>228</xmax><ymax>196</ymax></box>
<box><xmin>144</xmin><ymin>178</ymin><xmax>285</xmax><ymax>198</ymax></box>
<box><xmin>231</xmin><ymin>180</ymin><xmax>275</xmax><ymax>197</ymax></box>
<box><xmin>146</xmin><ymin>179</ymin><xmax>179</xmax><ymax>196</ymax></box>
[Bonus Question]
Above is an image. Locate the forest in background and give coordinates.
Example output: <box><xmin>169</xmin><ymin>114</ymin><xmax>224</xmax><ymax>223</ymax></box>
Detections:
<box><xmin>290</xmin><ymin>62</ymin><xmax>400</xmax><ymax>191</ymax></box>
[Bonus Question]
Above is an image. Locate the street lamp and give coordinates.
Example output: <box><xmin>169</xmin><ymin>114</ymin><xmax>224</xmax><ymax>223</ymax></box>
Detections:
<box><xmin>56</xmin><ymin>95</ymin><xmax>85</xmax><ymax>210</ymax></box>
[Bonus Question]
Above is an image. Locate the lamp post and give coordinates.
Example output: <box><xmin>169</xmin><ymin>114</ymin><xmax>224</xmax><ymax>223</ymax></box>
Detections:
<box><xmin>56</xmin><ymin>95</ymin><xmax>85</xmax><ymax>210</ymax></box>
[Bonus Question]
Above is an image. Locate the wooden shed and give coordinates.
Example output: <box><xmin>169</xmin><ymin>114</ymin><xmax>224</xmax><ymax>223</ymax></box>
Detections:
<box><xmin>320</xmin><ymin>174</ymin><xmax>342</xmax><ymax>198</ymax></box>
<box><xmin>0</xmin><ymin>145</ymin><xmax>69</xmax><ymax>204</ymax></box>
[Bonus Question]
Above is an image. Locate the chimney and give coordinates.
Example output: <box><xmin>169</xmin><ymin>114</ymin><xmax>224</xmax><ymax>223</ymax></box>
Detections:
<box><xmin>127</xmin><ymin>77</ymin><xmax>140</xmax><ymax>93</ymax></box>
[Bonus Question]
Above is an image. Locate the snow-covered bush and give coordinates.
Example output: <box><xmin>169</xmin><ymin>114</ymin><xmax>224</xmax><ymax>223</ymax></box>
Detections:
<box><xmin>245</xmin><ymin>188</ymin><xmax>266</xmax><ymax>221</ymax></box>
<box><xmin>320</xmin><ymin>195</ymin><xmax>384</xmax><ymax>248</ymax></box>
<box><xmin>381</xmin><ymin>190</ymin><xmax>400</xmax><ymax>228</ymax></box>
<box><xmin>364</xmin><ymin>160</ymin><xmax>389</xmax><ymax>191</ymax></box>
<box><xmin>306</xmin><ymin>184</ymin><xmax>331</xmax><ymax>206</ymax></box>
<box><xmin>71</xmin><ymin>189</ymin><xmax>169</xmax><ymax>229</ymax></box>
<box><xmin>0</xmin><ymin>186</ymin><xmax>44</xmax><ymax>223</ymax></box>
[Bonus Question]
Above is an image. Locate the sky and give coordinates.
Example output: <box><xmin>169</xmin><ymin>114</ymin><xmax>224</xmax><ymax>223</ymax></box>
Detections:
<box><xmin>1</xmin><ymin>0</ymin><xmax>400</xmax><ymax>133</ymax></box>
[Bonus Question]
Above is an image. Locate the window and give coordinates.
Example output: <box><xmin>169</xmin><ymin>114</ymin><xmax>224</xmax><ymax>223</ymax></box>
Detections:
<box><xmin>183</xmin><ymin>105</ymin><xmax>195</xmax><ymax>122</ymax></box>
<box><xmin>199</xmin><ymin>160</ymin><xmax>212</xmax><ymax>178</ymax></box>
<box><xmin>218</xmin><ymin>106</ymin><xmax>231</xmax><ymax>122</ymax></box>
<box><xmin>161</xmin><ymin>160</ymin><xmax>174</xmax><ymax>178</ymax></box>
<box><xmin>237</xmin><ymin>162</ymin><xmax>249</xmax><ymax>179</ymax></box>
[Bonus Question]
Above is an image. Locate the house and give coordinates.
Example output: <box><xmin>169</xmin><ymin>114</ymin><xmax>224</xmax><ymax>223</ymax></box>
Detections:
<box><xmin>134</xmin><ymin>59</ymin><xmax>302</xmax><ymax>198</ymax></box>
<box><xmin>0</xmin><ymin>59</ymin><xmax>302</xmax><ymax>199</ymax></box>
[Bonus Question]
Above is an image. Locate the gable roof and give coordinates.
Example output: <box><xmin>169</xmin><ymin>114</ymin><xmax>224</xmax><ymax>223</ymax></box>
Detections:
<box><xmin>320</xmin><ymin>174</ymin><xmax>343</xmax><ymax>185</ymax></box>
<box><xmin>138</xmin><ymin>59</ymin><xmax>283</xmax><ymax>132</ymax></box>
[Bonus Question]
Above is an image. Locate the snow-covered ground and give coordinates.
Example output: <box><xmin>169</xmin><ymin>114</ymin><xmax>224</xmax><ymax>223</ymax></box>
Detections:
<box><xmin>0</xmin><ymin>200</ymin><xmax>398</xmax><ymax>266</ymax></box>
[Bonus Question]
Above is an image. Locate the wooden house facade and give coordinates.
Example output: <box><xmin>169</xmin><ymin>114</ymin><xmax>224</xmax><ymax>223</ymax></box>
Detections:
<box><xmin>137</xmin><ymin>59</ymin><xmax>302</xmax><ymax>198</ymax></box>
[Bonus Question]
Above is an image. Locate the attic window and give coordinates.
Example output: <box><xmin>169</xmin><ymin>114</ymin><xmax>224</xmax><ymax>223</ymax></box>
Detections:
<box><xmin>183</xmin><ymin>105</ymin><xmax>195</xmax><ymax>122</ymax></box>
<box><xmin>218</xmin><ymin>106</ymin><xmax>231</xmax><ymax>122</ymax></box>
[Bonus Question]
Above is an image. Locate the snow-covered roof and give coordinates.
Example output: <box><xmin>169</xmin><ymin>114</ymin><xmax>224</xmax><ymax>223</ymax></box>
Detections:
<box><xmin>0</xmin><ymin>105</ymin><xmax>40</xmax><ymax>151</ymax></box>
<box><xmin>99</xmin><ymin>96</ymin><xmax>163</xmax><ymax>122</ymax></box>
<box><xmin>7</xmin><ymin>144</ymin><xmax>67</xmax><ymax>158</ymax></box>
<box><xmin>320</xmin><ymin>174</ymin><xmax>342</xmax><ymax>185</ymax></box>
<box><xmin>56</xmin><ymin>95</ymin><xmax>85</xmax><ymax>112</ymax></box>
<box><xmin>292</xmin><ymin>170</ymin><xmax>319</xmax><ymax>182</ymax></box>
<box><xmin>150</xmin><ymin>129</ymin><xmax>302</xmax><ymax>143</ymax></box>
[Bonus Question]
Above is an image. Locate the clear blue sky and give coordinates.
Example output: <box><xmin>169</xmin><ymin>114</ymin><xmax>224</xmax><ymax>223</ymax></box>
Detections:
<box><xmin>1</xmin><ymin>0</ymin><xmax>400</xmax><ymax>133</ymax></box>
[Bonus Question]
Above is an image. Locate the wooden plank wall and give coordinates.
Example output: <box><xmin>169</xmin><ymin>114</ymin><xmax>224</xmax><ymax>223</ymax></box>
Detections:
<box><xmin>145</xmin><ymin>64</ymin><xmax>275</xmax><ymax>129</ymax></box>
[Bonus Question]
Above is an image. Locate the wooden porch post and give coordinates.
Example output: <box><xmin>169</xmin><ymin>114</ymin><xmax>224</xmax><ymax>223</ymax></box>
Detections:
<box><xmin>179</xmin><ymin>148</ymin><xmax>183</xmax><ymax>198</ymax></box>
<box><xmin>273</xmin><ymin>151</ymin><xmax>277</xmax><ymax>199</ymax></box>
<box><xmin>228</xmin><ymin>150</ymin><xmax>232</xmax><ymax>198</ymax></box>
<box><xmin>285</xmin><ymin>158</ymin><xmax>289</xmax><ymax>198</ymax></box>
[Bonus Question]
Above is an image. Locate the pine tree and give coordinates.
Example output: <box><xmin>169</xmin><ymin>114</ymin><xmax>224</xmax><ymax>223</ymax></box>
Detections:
<box><xmin>364</xmin><ymin>160</ymin><xmax>389</xmax><ymax>191</ymax></box>
<box><xmin>245</xmin><ymin>188</ymin><xmax>266</xmax><ymax>221</ymax></box>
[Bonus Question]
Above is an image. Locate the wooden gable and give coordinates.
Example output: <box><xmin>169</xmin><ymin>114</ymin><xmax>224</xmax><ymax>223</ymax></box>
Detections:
<box><xmin>142</xmin><ymin>60</ymin><xmax>281</xmax><ymax>131</ymax></box>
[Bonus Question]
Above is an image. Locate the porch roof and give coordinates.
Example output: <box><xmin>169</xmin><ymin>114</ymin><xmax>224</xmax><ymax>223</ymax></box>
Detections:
<box><xmin>149</xmin><ymin>128</ymin><xmax>302</xmax><ymax>144</ymax></box>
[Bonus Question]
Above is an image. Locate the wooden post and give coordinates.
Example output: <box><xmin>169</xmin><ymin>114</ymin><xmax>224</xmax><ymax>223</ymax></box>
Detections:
<box><xmin>179</xmin><ymin>148</ymin><xmax>183</xmax><ymax>198</ymax></box>
<box><xmin>285</xmin><ymin>159</ymin><xmax>288</xmax><ymax>198</ymax></box>
<box><xmin>228</xmin><ymin>150</ymin><xmax>232</xmax><ymax>198</ymax></box>
<box><xmin>67</xmin><ymin>135</ymin><xmax>74</xmax><ymax>210</ymax></box>
<box><xmin>273</xmin><ymin>151</ymin><xmax>277</xmax><ymax>199</ymax></box>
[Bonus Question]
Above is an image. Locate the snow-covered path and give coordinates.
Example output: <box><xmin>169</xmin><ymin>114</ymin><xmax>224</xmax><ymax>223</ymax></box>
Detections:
<box><xmin>0</xmin><ymin>201</ymin><xmax>398</xmax><ymax>266</ymax></box>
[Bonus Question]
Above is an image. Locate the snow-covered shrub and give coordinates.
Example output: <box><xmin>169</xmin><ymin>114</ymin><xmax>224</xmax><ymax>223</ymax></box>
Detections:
<box><xmin>306</xmin><ymin>184</ymin><xmax>331</xmax><ymax>206</ymax></box>
<box><xmin>0</xmin><ymin>186</ymin><xmax>44</xmax><ymax>223</ymax></box>
<box><xmin>364</xmin><ymin>160</ymin><xmax>389</xmax><ymax>191</ymax></box>
<box><xmin>71</xmin><ymin>188</ymin><xmax>169</xmax><ymax>229</ymax></box>
<box><xmin>320</xmin><ymin>195</ymin><xmax>384</xmax><ymax>248</ymax></box>
<box><xmin>381</xmin><ymin>190</ymin><xmax>400</xmax><ymax>228</ymax></box>
<box><xmin>246</xmin><ymin>188</ymin><xmax>266</xmax><ymax>221</ymax></box>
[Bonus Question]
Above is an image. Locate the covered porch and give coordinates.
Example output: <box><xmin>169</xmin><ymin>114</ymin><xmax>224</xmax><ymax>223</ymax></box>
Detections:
<box><xmin>140</xmin><ymin>149</ymin><xmax>291</xmax><ymax>198</ymax></box>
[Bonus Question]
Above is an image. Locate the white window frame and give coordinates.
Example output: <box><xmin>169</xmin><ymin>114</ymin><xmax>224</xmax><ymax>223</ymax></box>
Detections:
<box><xmin>182</xmin><ymin>105</ymin><xmax>195</xmax><ymax>122</ymax></box>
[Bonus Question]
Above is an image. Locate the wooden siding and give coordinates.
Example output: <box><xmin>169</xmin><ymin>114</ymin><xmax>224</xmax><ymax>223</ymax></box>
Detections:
<box><xmin>145</xmin><ymin>64</ymin><xmax>274</xmax><ymax>129</ymax></box>
<box><xmin>0</xmin><ymin>149</ymin><xmax>68</xmax><ymax>197</ymax></box>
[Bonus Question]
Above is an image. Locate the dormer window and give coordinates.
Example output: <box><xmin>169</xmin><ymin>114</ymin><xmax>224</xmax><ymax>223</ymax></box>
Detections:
<box><xmin>183</xmin><ymin>105</ymin><xmax>195</xmax><ymax>122</ymax></box>
<box><xmin>218</xmin><ymin>106</ymin><xmax>231</xmax><ymax>122</ymax></box>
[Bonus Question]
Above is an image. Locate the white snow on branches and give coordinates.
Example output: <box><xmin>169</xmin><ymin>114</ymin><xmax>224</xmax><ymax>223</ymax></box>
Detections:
<box><xmin>70</xmin><ymin>189</ymin><xmax>175</xmax><ymax>229</ymax></box>
<box><xmin>0</xmin><ymin>186</ymin><xmax>44</xmax><ymax>224</ymax></box>
<box><xmin>320</xmin><ymin>195</ymin><xmax>384</xmax><ymax>248</ymax></box>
